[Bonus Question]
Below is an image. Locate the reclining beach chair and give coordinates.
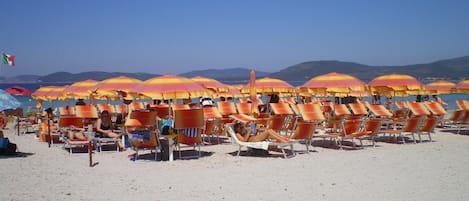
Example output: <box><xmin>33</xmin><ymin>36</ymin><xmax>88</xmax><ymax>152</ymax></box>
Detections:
<box><xmin>417</xmin><ymin>116</ymin><xmax>438</xmax><ymax>142</ymax></box>
<box><xmin>58</xmin><ymin>116</ymin><xmax>91</xmax><ymax>155</ymax></box>
<box><xmin>267</xmin><ymin>103</ymin><xmax>295</xmax><ymax>134</ymax></box>
<box><xmin>456</xmin><ymin>100</ymin><xmax>469</xmax><ymax>111</ymax></box>
<box><xmin>174</xmin><ymin>108</ymin><xmax>205</xmax><ymax>159</ymax></box>
<box><xmin>379</xmin><ymin>115</ymin><xmax>423</xmax><ymax>144</ymax></box>
<box><xmin>224</xmin><ymin>124</ymin><xmax>294</xmax><ymax>158</ymax></box>
<box><xmin>58</xmin><ymin>106</ymin><xmax>76</xmax><ymax>116</ymax></box>
<box><xmin>202</xmin><ymin>107</ymin><xmax>223</xmax><ymax>144</ymax></box>
<box><xmin>289</xmin><ymin>122</ymin><xmax>316</xmax><ymax>153</ymax></box>
<box><xmin>75</xmin><ymin>105</ymin><xmax>118</xmax><ymax>152</ymax></box>
<box><xmin>407</xmin><ymin>101</ymin><xmax>431</xmax><ymax>117</ymax></box>
<box><xmin>126</xmin><ymin>110</ymin><xmax>160</xmax><ymax>161</ymax></box>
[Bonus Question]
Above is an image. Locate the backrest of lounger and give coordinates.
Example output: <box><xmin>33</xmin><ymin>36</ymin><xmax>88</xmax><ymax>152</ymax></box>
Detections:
<box><xmin>407</xmin><ymin>102</ymin><xmax>431</xmax><ymax>116</ymax></box>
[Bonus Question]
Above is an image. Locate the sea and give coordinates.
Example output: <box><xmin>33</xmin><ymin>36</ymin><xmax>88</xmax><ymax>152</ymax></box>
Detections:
<box><xmin>1</xmin><ymin>81</ymin><xmax>468</xmax><ymax>116</ymax></box>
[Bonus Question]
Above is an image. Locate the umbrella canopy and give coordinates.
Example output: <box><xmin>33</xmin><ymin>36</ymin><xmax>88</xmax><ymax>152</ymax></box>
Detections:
<box><xmin>369</xmin><ymin>73</ymin><xmax>424</xmax><ymax>96</ymax></box>
<box><xmin>96</xmin><ymin>76</ymin><xmax>143</xmax><ymax>99</ymax></box>
<box><xmin>0</xmin><ymin>89</ymin><xmax>21</xmax><ymax>111</ymax></box>
<box><xmin>214</xmin><ymin>85</ymin><xmax>244</xmax><ymax>98</ymax></box>
<box><xmin>190</xmin><ymin>76</ymin><xmax>230</xmax><ymax>93</ymax></box>
<box><xmin>425</xmin><ymin>80</ymin><xmax>456</xmax><ymax>95</ymax></box>
<box><xmin>4</xmin><ymin>86</ymin><xmax>32</xmax><ymax>96</ymax></box>
<box><xmin>31</xmin><ymin>85</ymin><xmax>68</xmax><ymax>101</ymax></box>
<box><xmin>301</xmin><ymin>72</ymin><xmax>367</xmax><ymax>97</ymax></box>
<box><xmin>456</xmin><ymin>80</ymin><xmax>469</xmax><ymax>93</ymax></box>
<box><xmin>64</xmin><ymin>79</ymin><xmax>99</xmax><ymax>99</ymax></box>
<box><xmin>241</xmin><ymin>77</ymin><xmax>296</xmax><ymax>94</ymax></box>
<box><xmin>131</xmin><ymin>74</ymin><xmax>211</xmax><ymax>99</ymax></box>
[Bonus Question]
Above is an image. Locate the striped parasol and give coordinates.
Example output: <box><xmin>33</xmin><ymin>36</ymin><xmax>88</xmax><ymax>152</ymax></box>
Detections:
<box><xmin>214</xmin><ymin>84</ymin><xmax>244</xmax><ymax>98</ymax></box>
<box><xmin>301</xmin><ymin>72</ymin><xmax>367</xmax><ymax>97</ymax></box>
<box><xmin>130</xmin><ymin>74</ymin><xmax>211</xmax><ymax>99</ymax></box>
<box><xmin>455</xmin><ymin>79</ymin><xmax>469</xmax><ymax>93</ymax></box>
<box><xmin>425</xmin><ymin>80</ymin><xmax>456</xmax><ymax>95</ymax></box>
<box><xmin>191</xmin><ymin>76</ymin><xmax>230</xmax><ymax>93</ymax></box>
<box><xmin>96</xmin><ymin>76</ymin><xmax>143</xmax><ymax>99</ymax></box>
<box><xmin>64</xmin><ymin>79</ymin><xmax>99</xmax><ymax>99</ymax></box>
<box><xmin>241</xmin><ymin>77</ymin><xmax>296</xmax><ymax>94</ymax></box>
<box><xmin>31</xmin><ymin>85</ymin><xmax>68</xmax><ymax>101</ymax></box>
<box><xmin>369</xmin><ymin>73</ymin><xmax>424</xmax><ymax>96</ymax></box>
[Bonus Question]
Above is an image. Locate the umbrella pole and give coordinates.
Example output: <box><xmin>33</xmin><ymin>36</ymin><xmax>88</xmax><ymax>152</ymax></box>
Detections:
<box><xmin>47</xmin><ymin>112</ymin><xmax>51</xmax><ymax>148</ymax></box>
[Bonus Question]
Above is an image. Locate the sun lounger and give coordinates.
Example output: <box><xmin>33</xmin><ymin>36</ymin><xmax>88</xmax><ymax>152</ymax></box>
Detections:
<box><xmin>224</xmin><ymin>124</ymin><xmax>294</xmax><ymax>158</ymax></box>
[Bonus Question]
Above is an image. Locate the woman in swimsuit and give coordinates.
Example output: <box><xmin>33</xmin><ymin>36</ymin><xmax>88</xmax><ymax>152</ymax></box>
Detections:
<box><xmin>96</xmin><ymin>110</ymin><xmax>125</xmax><ymax>151</ymax></box>
<box><xmin>233</xmin><ymin>121</ymin><xmax>289</xmax><ymax>143</ymax></box>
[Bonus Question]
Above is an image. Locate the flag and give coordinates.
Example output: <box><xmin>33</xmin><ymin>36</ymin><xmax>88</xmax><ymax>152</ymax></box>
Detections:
<box><xmin>2</xmin><ymin>53</ymin><xmax>15</xmax><ymax>66</ymax></box>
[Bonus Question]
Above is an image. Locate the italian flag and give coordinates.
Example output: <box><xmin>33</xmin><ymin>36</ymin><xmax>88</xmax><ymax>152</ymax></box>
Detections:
<box><xmin>2</xmin><ymin>53</ymin><xmax>15</xmax><ymax>66</ymax></box>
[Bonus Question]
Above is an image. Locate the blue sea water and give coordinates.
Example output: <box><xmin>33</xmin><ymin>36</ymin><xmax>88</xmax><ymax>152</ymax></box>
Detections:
<box><xmin>1</xmin><ymin>82</ymin><xmax>468</xmax><ymax>115</ymax></box>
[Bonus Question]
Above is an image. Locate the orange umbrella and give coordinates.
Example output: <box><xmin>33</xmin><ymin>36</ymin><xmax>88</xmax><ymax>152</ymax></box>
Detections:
<box><xmin>301</xmin><ymin>72</ymin><xmax>367</xmax><ymax>97</ymax></box>
<box><xmin>191</xmin><ymin>76</ymin><xmax>230</xmax><ymax>93</ymax></box>
<box><xmin>64</xmin><ymin>79</ymin><xmax>99</xmax><ymax>99</ymax></box>
<box><xmin>214</xmin><ymin>84</ymin><xmax>244</xmax><ymax>98</ymax></box>
<box><xmin>456</xmin><ymin>80</ymin><xmax>469</xmax><ymax>93</ymax></box>
<box><xmin>31</xmin><ymin>85</ymin><xmax>68</xmax><ymax>101</ymax></box>
<box><xmin>249</xmin><ymin>70</ymin><xmax>257</xmax><ymax>114</ymax></box>
<box><xmin>425</xmin><ymin>80</ymin><xmax>456</xmax><ymax>95</ymax></box>
<box><xmin>96</xmin><ymin>76</ymin><xmax>143</xmax><ymax>99</ymax></box>
<box><xmin>369</xmin><ymin>73</ymin><xmax>424</xmax><ymax>97</ymax></box>
<box><xmin>131</xmin><ymin>74</ymin><xmax>212</xmax><ymax>100</ymax></box>
<box><xmin>241</xmin><ymin>77</ymin><xmax>296</xmax><ymax>94</ymax></box>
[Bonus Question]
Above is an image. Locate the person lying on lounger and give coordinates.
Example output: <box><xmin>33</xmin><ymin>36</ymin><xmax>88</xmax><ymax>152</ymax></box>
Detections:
<box><xmin>233</xmin><ymin>121</ymin><xmax>289</xmax><ymax>143</ymax></box>
<box><xmin>96</xmin><ymin>110</ymin><xmax>125</xmax><ymax>151</ymax></box>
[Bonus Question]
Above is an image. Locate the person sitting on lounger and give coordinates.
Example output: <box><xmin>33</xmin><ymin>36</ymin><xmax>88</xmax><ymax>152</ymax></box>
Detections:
<box><xmin>64</xmin><ymin>125</ymin><xmax>87</xmax><ymax>141</ymax></box>
<box><xmin>96</xmin><ymin>110</ymin><xmax>125</xmax><ymax>151</ymax></box>
<box><xmin>233</xmin><ymin>121</ymin><xmax>289</xmax><ymax>143</ymax></box>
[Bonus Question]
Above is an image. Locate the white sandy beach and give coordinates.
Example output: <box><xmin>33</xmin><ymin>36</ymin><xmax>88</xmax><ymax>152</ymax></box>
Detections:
<box><xmin>1</xmin><ymin>124</ymin><xmax>469</xmax><ymax>201</ymax></box>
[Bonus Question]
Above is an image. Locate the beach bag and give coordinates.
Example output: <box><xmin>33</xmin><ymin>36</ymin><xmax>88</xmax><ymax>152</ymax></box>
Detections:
<box><xmin>0</xmin><ymin>138</ymin><xmax>17</xmax><ymax>155</ymax></box>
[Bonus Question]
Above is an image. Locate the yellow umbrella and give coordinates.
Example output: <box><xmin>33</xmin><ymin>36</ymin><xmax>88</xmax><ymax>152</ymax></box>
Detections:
<box><xmin>369</xmin><ymin>73</ymin><xmax>424</xmax><ymax>97</ymax></box>
<box><xmin>425</xmin><ymin>80</ymin><xmax>456</xmax><ymax>95</ymax></box>
<box><xmin>31</xmin><ymin>85</ymin><xmax>68</xmax><ymax>101</ymax></box>
<box><xmin>241</xmin><ymin>77</ymin><xmax>296</xmax><ymax>94</ymax></box>
<box><xmin>96</xmin><ymin>76</ymin><xmax>143</xmax><ymax>99</ymax></box>
<box><xmin>191</xmin><ymin>76</ymin><xmax>230</xmax><ymax>93</ymax></box>
<box><xmin>64</xmin><ymin>79</ymin><xmax>99</xmax><ymax>99</ymax></box>
<box><xmin>301</xmin><ymin>72</ymin><xmax>368</xmax><ymax>97</ymax></box>
<box><xmin>130</xmin><ymin>74</ymin><xmax>212</xmax><ymax>100</ymax></box>
<box><xmin>456</xmin><ymin>80</ymin><xmax>469</xmax><ymax>93</ymax></box>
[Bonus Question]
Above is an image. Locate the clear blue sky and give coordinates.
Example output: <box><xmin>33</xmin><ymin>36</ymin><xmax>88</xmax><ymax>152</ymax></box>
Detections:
<box><xmin>1</xmin><ymin>0</ymin><xmax>469</xmax><ymax>77</ymax></box>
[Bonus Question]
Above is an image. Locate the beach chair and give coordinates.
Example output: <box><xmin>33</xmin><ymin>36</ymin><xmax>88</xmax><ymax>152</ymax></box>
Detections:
<box><xmin>366</xmin><ymin>104</ymin><xmax>393</xmax><ymax>118</ymax></box>
<box><xmin>333</xmin><ymin>104</ymin><xmax>352</xmax><ymax>117</ymax></box>
<box><xmin>267</xmin><ymin>103</ymin><xmax>294</xmax><ymax>134</ymax></box>
<box><xmin>236</xmin><ymin>102</ymin><xmax>259</xmax><ymax>115</ymax></box>
<box><xmin>379</xmin><ymin>116</ymin><xmax>423</xmax><ymax>144</ymax></box>
<box><xmin>172</xmin><ymin>104</ymin><xmax>190</xmax><ymax>110</ymax></box>
<box><xmin>126</xmin><ymin>110</ymin><xmax>160</xmax><ymax>161</ymax></box>
<box><xmin>406</xmin><ymin>102</ymin><xmax>431</xmax><ymax>117</ymax></box>
<box><xmin>129</xmin><ymin>102</ymin><xmax>145</xmax><ymax>111</ymax></box>
<box><xmin>174</xmin><ymin>108</ymin><xmax>205</xmax><ymax>159</ymax></box>
<box><xmin>456</xmin><ymin>100</ymin><xmax>469</xmax><ymax>110</ymax></box>
<box><xmin>217</xmin><ymin>101</ymin><xmax>238</xmax><ymax>130</ymax></box>
<box><xmin>347</xmin><ymin>118</ymin><xmax>383</xmax><ymax>147</ymax></box>
<box><xmin>289</xmin><ymin>122</ymin><xmax>316</xmax><ymax>153</ymax></box>
<box><xmin>96</xmin><ymin>103</ymin><xmax>116</xmax><ymax>114</ymax></box>
<box><xmin>58</xmin><ymin>116</ymin><xmax>91</xmax><ymax>155</ymax></box>
<box><xmin>395</xmin><ymin>101</ymin><xmax>408</xmax><ymax>110</ymax></box>
<box><xmin>58</xmin><ymin>106</ymin><xmax>76</xmax><ymax>116</ymax></box>
<box><xmin>224</xmin><ymin>124</ymin><xmax>294</xmax><ymax>159</ymax></box>
<box><xmin>417</xmin><ymin>116</ymin><xmax>438</xmax><ymax>142</ymax></box>
<box><xmin>348</xmin><ymin>102</ymin><xmax>368</xmax><ymax>117</ymax></box>
<box><xmin>202</xmin><ymin>107</ymin><xmax>223</xmax><ymax>144</ymax></box>
<box><xmin>456</xmin><ymin>110</ymin><xmax>469</xmax><ymax>134</ymax></box>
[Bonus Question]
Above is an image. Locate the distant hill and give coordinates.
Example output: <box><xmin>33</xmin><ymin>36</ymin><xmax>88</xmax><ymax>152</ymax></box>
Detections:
<box><xmin>0</xmin><ymin>75</ymin><xmax>41</xmax><ymax>83</ymax></box>
<box><xmin>269</xmin><ymin>55</ymin><xmax>469</xmax><ymax>82</ymax></box>
<box><xmin>179</xmin><ymin>68</ymin><xmax>270</xmax><ymax>81</ymax></box>
<box><xmin>38</xmin><ymin>71</ymin><xmax>160</xmax><ymax>83</ymax></box>
<box><xmin>3</xmin><ymin>55</ymin><xmax>469</xmax><ymax>83</ymax></box>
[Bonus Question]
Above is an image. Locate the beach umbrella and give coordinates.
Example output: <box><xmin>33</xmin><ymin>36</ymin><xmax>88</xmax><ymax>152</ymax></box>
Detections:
<box><xmin>96</xmin><ymin>76</ymin><xmax>143</xmax><ymax>99</ymax></box>
<box><xmin>241</xmin><ymin>77</ymin><xmax>296</xmax><ymax>94</ymax></box>
<box><xmin>0</xmin><ymin>89</ymin><xmax>21</xmax><ymax>111</ymax></box>
<box><xmin>301</xmin><ymin>72</ymin><xmax>368</xmax><ymax>97</ymax></box>
<box><xmin>214</xmin><ymin>85</ymin><xmax>244</xmax><ymax>98</ymax></box>
<box><xmin>130</xmin><ymin>74</ymin><xmax>212</xmax><ymax>100</ymax></box>
<box><xmin>425</xmin><ymin>80</ymin><xmax>456</xmax><ymax>95</ymax></box>
<box><xmin>4</xmin><ymin>86</ymin><xmax>32</xmax><ymax>96</ymax></box>
<box><xmin>455</xmin><ymin>80</ymin><xmax>469</xmax><ymax>93</ymax></box>
<box><xmin>369</xmin><ymin>74</ymin><xmax>424</xmax><ymax>97</ymax></box>
<box><xmin>64</xmin><ymin>79</ymin><xmax>99</xmax><ymax>99</ymax></box>
<box><xmin>31</xmin><ymin>85</ymin><xmax>68</xmax><ymax>101</ymax></box>
<box><xmin>190</xmin><ymin>76</ymin><xmax>230</xmax><ymax>93</ymax></box>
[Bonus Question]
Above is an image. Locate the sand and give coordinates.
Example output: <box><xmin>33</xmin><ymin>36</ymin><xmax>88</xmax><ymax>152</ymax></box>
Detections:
<box><xmin>1</xmin><ymin>124</ymin><xmax>469</xmax><ymax>201</ymax></box>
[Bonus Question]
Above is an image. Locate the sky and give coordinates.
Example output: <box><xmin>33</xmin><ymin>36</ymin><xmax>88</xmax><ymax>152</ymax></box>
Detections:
<box><xmin>1</xmin><ymin>0</ymin><xmax>469</xmax><ymax>77</ymax></box>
